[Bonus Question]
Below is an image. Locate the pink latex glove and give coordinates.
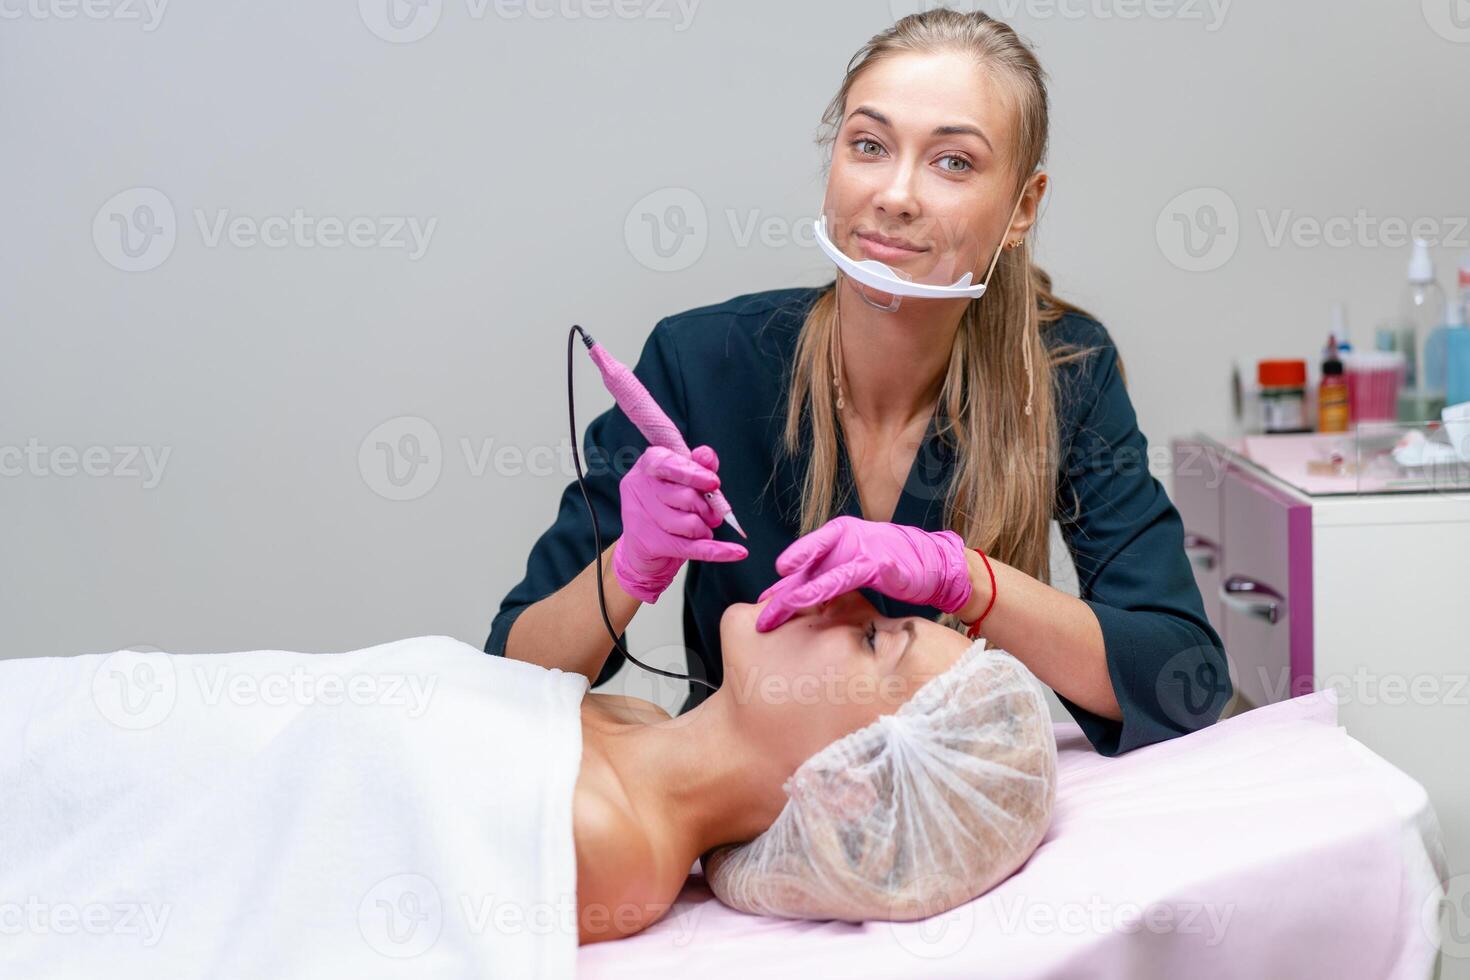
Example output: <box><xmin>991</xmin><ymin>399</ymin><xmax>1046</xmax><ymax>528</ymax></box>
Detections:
<box><xmin>613</xmin><ymin>445</ymin><xmax>748</xmax><ymax>603</ymax></box>
<box><xmin>755</xmin><ymin>516</ymin><xmax>972</xmax><ymax>632</ymax></box>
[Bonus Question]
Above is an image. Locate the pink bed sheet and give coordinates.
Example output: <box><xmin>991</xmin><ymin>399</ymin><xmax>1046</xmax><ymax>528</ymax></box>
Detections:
<box><xmin>578</xmin><ymin>690</ymin><xmax>1448</xmax><ymax>979</ymax></box>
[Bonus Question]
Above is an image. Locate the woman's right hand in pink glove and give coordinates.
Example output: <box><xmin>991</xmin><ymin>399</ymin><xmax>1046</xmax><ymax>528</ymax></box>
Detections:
<box><xmin>613</xmin><ymin>445</ymin><xmax>747</xmax><ymax>603</ymax></box>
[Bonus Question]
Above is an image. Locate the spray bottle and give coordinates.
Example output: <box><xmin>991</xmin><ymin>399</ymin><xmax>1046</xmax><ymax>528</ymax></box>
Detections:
<box><xmin>1400</xmin><ymin>239</ymin><xmax>1447</xmax><ymax>419</ymax></box>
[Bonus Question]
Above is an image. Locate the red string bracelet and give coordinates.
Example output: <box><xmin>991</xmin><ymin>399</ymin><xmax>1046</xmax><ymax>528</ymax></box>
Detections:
<box><xmin>965</xmin><ymin>546</ymin><xmax>996</xmax><ymax>640</ymax></box>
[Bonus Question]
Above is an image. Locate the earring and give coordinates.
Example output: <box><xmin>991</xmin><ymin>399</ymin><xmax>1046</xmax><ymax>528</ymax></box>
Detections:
<box><xmin>1007</xmin><ymin>238</ymin><xmax>1024</xmax><ymax>250</ymax></box>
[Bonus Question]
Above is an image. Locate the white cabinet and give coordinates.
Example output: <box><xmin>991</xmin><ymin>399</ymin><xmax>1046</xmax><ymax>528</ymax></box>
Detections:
<box><xmin>1172</xmin><ymin>434</ymin><xmax>1470</xmax><ymax>882</ymax></box>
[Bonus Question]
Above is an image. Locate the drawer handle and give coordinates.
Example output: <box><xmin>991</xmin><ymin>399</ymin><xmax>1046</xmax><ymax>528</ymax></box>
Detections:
<box><xmin>1219</xmin><ymin>575</ymin><xmax>1284</xmax><ymax>625</ymax></box>
<box><xmin>1183</xmin><ymin>533</ymin><xmax>1219</xmax><ymax>572</ymax></box>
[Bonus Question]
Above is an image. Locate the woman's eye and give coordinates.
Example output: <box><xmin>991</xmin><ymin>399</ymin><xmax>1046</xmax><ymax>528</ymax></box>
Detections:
<box><xmin>865</xmin><ymin>621</ymin><xmax>878</xmax><ymax>651</ymax></box>
<box><xmin>849</xmin><ymin>138</ymin><xmax>970</xmax><ymax>175</ymax></box>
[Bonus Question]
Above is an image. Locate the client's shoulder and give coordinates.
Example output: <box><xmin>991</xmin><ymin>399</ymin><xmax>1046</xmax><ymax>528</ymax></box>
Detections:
<box><xmin>574</xmin><ymin>789</ymin><xmax>657</xmax><ymax>943</ymax></box>
<box><xmin>573</xmin><ymin>743</ymin><xmax>680</xmax><ymax>944</ymax></box>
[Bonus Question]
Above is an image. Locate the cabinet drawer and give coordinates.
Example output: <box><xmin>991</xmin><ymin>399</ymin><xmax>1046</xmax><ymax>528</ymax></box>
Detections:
<box><xmin>1171</xmin><ymin>440</ymin><xmax>1226</xmax><ymax>544</ymax></box>
<box><xmin>1219</xmin><ymin>464</ymin><xmax>1314</xmax><ymax>708</ymax></box>
<box><xmin>1170</xmin><ymin>440</ymin><xmax>1228</xmax><ymax>640</ymax></box>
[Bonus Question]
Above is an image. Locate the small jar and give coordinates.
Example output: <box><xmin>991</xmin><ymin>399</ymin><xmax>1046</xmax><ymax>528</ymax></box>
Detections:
<box><xmin>1258</xmin><ymin>359</ymin><xmax>1310</xmax><ymax>433</ymax></box>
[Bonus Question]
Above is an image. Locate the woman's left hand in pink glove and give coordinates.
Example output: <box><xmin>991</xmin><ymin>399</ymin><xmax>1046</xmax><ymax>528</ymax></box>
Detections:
<box><xmin>754</xmin><ymin>515</ymin><xmax>973</xmax><ymax>632</ymax></box>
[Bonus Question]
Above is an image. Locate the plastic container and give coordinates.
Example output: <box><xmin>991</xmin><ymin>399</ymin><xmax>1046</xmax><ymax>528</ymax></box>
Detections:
<box><xmin>1445</xmin><ymin>400</ymin><xmax>1470</xmax><ymax>466</ymax></box>
<box><xmin>1446</xmin><ymin>297</ymin><xmax>1470</xmax><ymax>407</ymax></box>
<box><xmin>1342</xmin><ymin>349</ymin><xmax>1406</xmax><ymax>423</ymax></box>
<box><xmin>1424</xmin><ymin>292</ymin><xmax>1458</xmax><ymax>396</ymax></box>
<box><xmin>1258</xmin><ymin>359</ymin><xmax>1310</xmax><ymax>433</ymax></box>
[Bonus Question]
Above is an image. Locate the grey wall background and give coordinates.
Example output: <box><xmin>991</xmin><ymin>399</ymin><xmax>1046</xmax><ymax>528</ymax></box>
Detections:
<box><xmin>3</xmin><ymin>2</ymin><xmax>1467</xmax><ymax>714</ymax></box>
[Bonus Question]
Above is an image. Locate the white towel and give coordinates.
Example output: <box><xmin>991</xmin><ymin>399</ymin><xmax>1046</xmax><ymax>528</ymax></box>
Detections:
<box><xmin>0</xmin><ymin>635</ymin><xmax>589</xmax><ymax>979</ymax></box>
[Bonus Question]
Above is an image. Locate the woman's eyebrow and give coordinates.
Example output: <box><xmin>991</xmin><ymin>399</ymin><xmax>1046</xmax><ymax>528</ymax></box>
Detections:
<box><xmin>846</xmin><ymin>105</ymin><xmax>993</xmax><ymax>152</ymax></box>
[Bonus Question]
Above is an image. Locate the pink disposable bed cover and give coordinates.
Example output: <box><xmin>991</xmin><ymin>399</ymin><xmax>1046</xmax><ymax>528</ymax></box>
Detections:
<box><xmin>579</xmin><ymin>690</ymin><xmax>1448</xmax><ymax>979</ymax></box>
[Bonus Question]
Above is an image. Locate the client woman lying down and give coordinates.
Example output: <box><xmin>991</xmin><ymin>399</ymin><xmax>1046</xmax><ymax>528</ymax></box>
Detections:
<box><xmin>573</xmin><ymin>590</ymin><xmax>1057</xmax><ymax>944</ymax></box>
<box><xmin>0</xmin><ymin>592</ymin><xmax>1053</xmax><ymax>974</ymax></box>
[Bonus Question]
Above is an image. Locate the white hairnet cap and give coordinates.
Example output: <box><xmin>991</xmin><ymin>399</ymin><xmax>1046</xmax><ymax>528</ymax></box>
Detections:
<box><xmin>705</xmin><ymin>638</ymin><xmax>1057</xmax><ymax>922</ymax></box>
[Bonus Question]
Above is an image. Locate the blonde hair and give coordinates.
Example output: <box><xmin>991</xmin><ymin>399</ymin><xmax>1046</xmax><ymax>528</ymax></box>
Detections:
<box><xmin>784</xmin><ymin>8</ymin><xmax>1105</xmax><ymax>628</ymax></box>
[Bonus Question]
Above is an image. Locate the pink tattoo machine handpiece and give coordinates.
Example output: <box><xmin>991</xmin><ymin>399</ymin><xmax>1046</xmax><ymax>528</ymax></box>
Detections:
<box><xmin>578</xmin><ymin>329</ymin><xmax>746</xmax><ymax>539</ymax></box>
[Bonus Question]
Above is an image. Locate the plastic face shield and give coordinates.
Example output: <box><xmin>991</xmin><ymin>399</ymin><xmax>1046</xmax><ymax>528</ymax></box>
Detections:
<box><xmin>813</xmin><ymin>188</ymin><xmax>1028</xmax><ymax>312</ymax></box>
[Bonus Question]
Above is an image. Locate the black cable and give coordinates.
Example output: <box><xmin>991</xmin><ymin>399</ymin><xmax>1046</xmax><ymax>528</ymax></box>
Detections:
<box><xmin>568</xmin><ymin>325</ymin><xmax>717</xmax><ymax>692</ymax></box>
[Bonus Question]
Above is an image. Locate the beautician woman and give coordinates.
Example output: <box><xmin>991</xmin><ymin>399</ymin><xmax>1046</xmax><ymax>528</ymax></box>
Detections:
<box><xmin>487</xmin><ymin>8</ymin><xmax>1231</xmax><ymax>756</ymax></box>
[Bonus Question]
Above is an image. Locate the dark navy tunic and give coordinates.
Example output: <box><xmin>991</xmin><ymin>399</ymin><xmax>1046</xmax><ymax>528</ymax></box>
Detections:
<box><xmin>486</xmin><ymin>285</ymin><xmax>1231</xmax><ymax>756</ymax></box>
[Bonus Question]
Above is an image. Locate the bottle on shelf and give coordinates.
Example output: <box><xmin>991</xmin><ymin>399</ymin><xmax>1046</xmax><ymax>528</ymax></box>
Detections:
<box><xmin>1399</xmin><ymin>238</ymin><xmax>1447</xmax><ymax>420</ymax></box>
<box><xmin>1446</xmin><ymin>294</ymin><xmax>1470</xmax><ymax>408</ymax></box>
<box><xmin>1318</xmin><ymin>333</ymin><xmax>1349</xmax><ymax>432</ymax></box>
